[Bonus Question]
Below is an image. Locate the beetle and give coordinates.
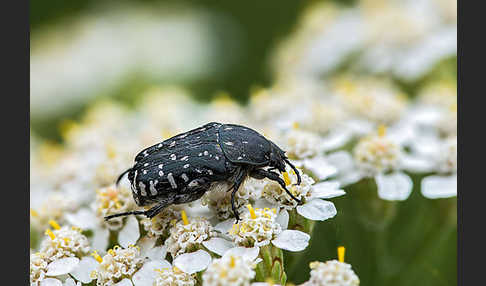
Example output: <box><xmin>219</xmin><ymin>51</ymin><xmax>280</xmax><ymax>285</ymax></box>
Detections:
<box><xmin>104</xmin><ymin>122</ymin><xmax>301</xmax><ymax>222</ymax></box>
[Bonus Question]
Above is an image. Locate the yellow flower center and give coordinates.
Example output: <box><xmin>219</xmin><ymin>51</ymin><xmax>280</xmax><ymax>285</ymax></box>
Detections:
<box><xmin>229</xmin><ymin>256</ymin><xmax>236</xmax><ymax>268</ymax></box>
<box><xmin>30</xmin><ymin>209</ymin><xmax>39</xmax><ymax>217</ymax></box>
<box><xmin>378</xmin><ymin>125</ymin><xmax>387</xmax><ymax>137</ymax></box>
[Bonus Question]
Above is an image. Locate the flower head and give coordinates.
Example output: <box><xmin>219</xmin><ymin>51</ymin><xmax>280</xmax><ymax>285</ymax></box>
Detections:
<box><xmin>262</xmin><ymin>169</ymin><xmax>314</xmax><ymax>210</ymax></box>
<box><xmin>165</xmin><ymin>214</ymin><xmax>216</xmax><ymax>258</ymax></box>
<box><xmin>140</xmin><ymin>206</ymin><xmax>182</xmax><ymax>238</ymax></box>
<box><xmin>94</xmin><ymin>184</ymin><xmax>136</xmax><ymax>230</ymax></box>
<box><xmin>303</xmin><ymin>260</ymin><xmax>360</xmax><ymax>286</ymax></box>
<box><xmin>39</xmin><ymin>224</ymin><xmax>90</xmax><ymax>262</ymax></box>
<box><xmin>229</xmin><ymin>205</ymin><xmax>282</xmax><ymax>248</ymax></box>
<box><xmin>202</xmin><ymin>254</ymin><xmax>257</xmax><ymax>286</ymax></box>
<box><xmin>154</xmin><ymin>266</ymin><xmax>197</xmax><ymax>286</ymax></box>
<box><xmin>353</xmin><ymin>127</ymin><xmax>402</xmax><ymax>176</ymax></box>
<box><xmin>30</xmin><ymin>252</ymin><xmax>48</xmax><ymax>284</ymax></box>
<box><xmin>91</xmin><ymin>245</ymin><xmax>143</xmax><ymax>286</ymax></box>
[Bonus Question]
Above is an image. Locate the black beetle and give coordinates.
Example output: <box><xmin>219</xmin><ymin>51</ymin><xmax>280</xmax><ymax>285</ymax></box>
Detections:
<box><xmin>105</xmin><ymin>122</ymin><xmax>301</xmax><ymax>222</ymax></box>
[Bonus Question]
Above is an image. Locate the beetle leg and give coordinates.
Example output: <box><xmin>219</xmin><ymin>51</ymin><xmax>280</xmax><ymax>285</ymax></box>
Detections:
<box><xmin>250</xmin><ymin>168</ymin><xmax>302</xmax><ymax>204</ymax></box>
<box><xmin>104</xmin><ymin>202</ymin><xmax>167</xmax><ymax>220</ymax></box>
<box><xmin>229</xmin><ymin>169</ymin><xmax>248</xmax><ymax>223</ymax></box>
<box><xmin>284</xmin><ymin>159</ymin><xmax>302</xmax><ymax>185</ymax></box>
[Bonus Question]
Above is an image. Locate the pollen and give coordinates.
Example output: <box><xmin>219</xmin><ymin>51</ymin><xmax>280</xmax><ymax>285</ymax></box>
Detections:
<box><xmin>91</xmin><ymin>250</ymin><xmax>103</xmax><ymax>263</ymax></box>
<box><xmin>283</xmin><ymin>172</ymin><xmax>291</xmax><ymax>186</ymax></box>
<box><xmin>292</xmin><ymin>121</ymin><xmax>300</xmax><ymax>129</ymax></box>
<box><xmin>48</xmin><ymin>220</ymin><xmax>61</xmax><ymax>230</ymax></box>
<box><xmin>247</xmin><ymin>204</ymin><xmax>257</xmax><ymax>219</ymax></box>
<box><xmin>45</xmin><ymin>229</ymin><xmax>56</xmax><ymax>240</ymax></box>
<box><xmin>181</xmin><ymin>210</ymin><xmax>189</xmax><ymax>225</ymax></box>
<box><xmin>338</xmin><ymin>246</ymin><xmax>345</xmax><ymax>262</ymax></box>
<box><xmin>378</xmin><ymin>125</ymin><xmax>387</xmax><ymax>137</ymax></box>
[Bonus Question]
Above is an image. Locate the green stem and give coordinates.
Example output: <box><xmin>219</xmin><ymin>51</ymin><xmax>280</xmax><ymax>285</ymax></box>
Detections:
<box><xmin>255</xmin><ymin>244</ymin><xmax>287</xmax><ymax>285</ymax></box>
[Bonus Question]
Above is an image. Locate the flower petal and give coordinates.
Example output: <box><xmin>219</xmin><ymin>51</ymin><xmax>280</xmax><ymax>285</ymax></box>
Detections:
<box><xmin>275</xmin><ymin>209</ymin><xmax>289</xmax><ymax>230</ymax></box>
<box><xmin>253</xmin><ymin>198</ymin><xmax>279</xmax><ymax>210</ymax></box>
<box><xmin>173</xmin><ymin>250</ymin><xmax>212</xmax><ymax>274</ymax></box>
<box><xmin>138</xmin><ymin>236</ymin><xmax>158</xmax><ymax>259</ymax></box>
<box><xmin>421</xmin><ymin>174</ymin><xmax>457</xmax><ymax>199</ymax></box>
<box><xmin>401</xmin><ymin>154</ymin><xmax>436</xmax><ymax>173</ymax></box>
<box><xmin>132</xmin><ymin>260</ymin><xmax>171</xmax><ymax>286</ymax></box>
<box><xmin>296</xmin><ymin>199</ymin><xmax>337</xmax><ymax>221</ymax></box>
<box><xmin>40</xmin><ymin>278</ymin><xmax>63</xmax><ymax>286</ymax></box>
<box><xmin>375</xmin><ymin>172</ymin><xmax>413</xmax><ymax>201</ymax></box>
<box><xmin>214</xmin><ymin>218</ymin><xmax>235</xmax><ymax>234</ymax></box>
<box><xmin>202</xmin><ymin>237</ymin><xmax>234</xmax><ymax>256</ymax></box>
<box><xmin>145</xmin><ymin>246</ymin><xmax>167</xmax><ymax>261</ymax></box>
<box><xmin>223</xmin><ymin>246</ymin><xmax>260</xmax><ymax>261</ymax></box>
<box><xmin>70</xmin><ymin>256</ymin><xmax>98</xmax><ymax>283</ymax></box>
<box><xmin>118</xmin><ymin>215</ymin><xmax>140</xmax><ymax>248</ymax></box>
<box><xmin>46</xmin><ymin>257</ymin><xmax>79</xmax><ymax>276</ymax></box>
<box><xmin>309</xmin><ymin>182</ymin><xmax>345</xmax><ymax>199</ymax></box>
<box><xmin>65</xmin><ymin>208</ymin><xmax>97</xmax><ymax>230</ymax></box>
<box><xmin>92</xmin><ymin>226</ymin><xmax>110</xmax><ymax>253</ymax></box>
<box><xmin>272</xmin><ymin>230</ymin><xmax>310</xmax><ymax>252</ymax></box>
<box><xmin>302</xmin><ymin>156</ymin><xmax>338</xmax><ymax>180</ymax></box>
<box><xmin>63</xmin><ymin>278</ymin><xmax>78</xmax><ymax>286</ymax></box>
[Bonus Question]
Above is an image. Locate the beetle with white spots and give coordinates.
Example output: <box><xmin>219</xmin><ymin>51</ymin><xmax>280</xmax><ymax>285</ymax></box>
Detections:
<box><xmin>105</xmin><ymin>122</ymin><xmax>302</xmax><ymax>222</ymax></box>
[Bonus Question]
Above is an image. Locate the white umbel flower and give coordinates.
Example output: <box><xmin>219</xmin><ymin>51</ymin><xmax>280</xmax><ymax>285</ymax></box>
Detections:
<box><xmin>140</xmin><ymin>206</ymin><xmax>182</xmax><ymax>238</ymax></box>
<box><xmin>93</xmin><ymin>184</ymin><xmax>136</xmax><ymax>231</ymax></box>
<box><xmin>165</xmin><ymin>215</ymin><xmax>216</xmax><ymax>258</ymax></box>
<box><xmin>303</xmin><ymin>260</ymin><xmax>359</xmax><ymax>286</ymax></box>
<box><xmin>153</xmin><ymin>267</ymin><xmax>197</xmax><ymax>286</ymax></box>
<box><xmin>40</xmin><ymin>225</ymin><xmax>90</xmax><ymax>263</ymax></box>
<box><xmin>30</xmin><ymin>252</ymin><xmax>48</xmax><ymax>285</ymax></box>
<box><xmin>353</xmin><ymin>129</ymin><xmax>402</xmax><ymax>176</ymax></box>
<box><xmin>436</xmin><ymin>136</ymin><xmax>457</xmax><ymax>174</ymax></box>
<box><xmin>229</xmin><ymin>206</ymin><xmax>282</xmax><ymax>248</ymax></box>
<box><xmin>91</xmin><ymin>245</ymin><xmax>143</xmax><ymax>286</ymax></box>
<box><xmin>202</xmin><ymin>254</ymin><xmax>256</xmax><ymax>286</ymax></box>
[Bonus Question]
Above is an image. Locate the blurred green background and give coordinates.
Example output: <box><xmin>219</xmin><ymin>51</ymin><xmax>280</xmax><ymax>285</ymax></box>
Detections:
<box><xmin>30</xmin><ymin>0</ymin><xmax>457</xmax><ymax>285</ymax></box>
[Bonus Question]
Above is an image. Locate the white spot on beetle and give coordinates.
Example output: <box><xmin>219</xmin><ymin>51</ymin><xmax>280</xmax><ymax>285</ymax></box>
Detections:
<box><xmin>138</xmin><ymin>182</ymin><xmax>147</xmax><ymax>196</ymax></box>
<box><xmin>167</xmin><ymin>173</ymin><xmax>177</xmax><ymax>189</ymax></box>
<box><xmin>188</xmin><ymin>180</ymin><xmax>199</xmax><ymax>187</ymax></box>
<box><xmin>198</xmin><ymin>153</ymin><xmax>203</xmax><ymax>156</ymax></box>
<box><xmin>149</xmin><ymin>180</ymin><xmax>158</xmax><ymax>195</ymax></box>
<box><xmin>143</xmin><ymin>170</ymin><xmax>148</xmax><ymax>175</ymax></box>
<box><xmin>170</xmin><ymin>154</ymin><xmax>177</xmax><ymax>160</ymax></box>
<box><xmin>169</xmin><ymin>141</ymin><xmax>176</xmax><ymax>147</ymax></box>
<box><xmin>215</xmin><ymin>156</ymin><xmax>220</xmax><ymax>160</ymax></box>
<box><xmin>224</xmin><ymin>127</ymin><xmax>233</xmax><ymax>130</ymax></box>
<box><xmin>224</xmin><ymin>142</ymin><xmax>234</xmax><ymax>146</ymax></box>
<box><xmin>237</xmin><ymin>156</ymin><xmax>243</xmax><ymax>160</ymax></box>
<box><xmin>180</xmin><ymin>156</ymin><xmax>189</xmax><ymax>161</ymax></box>
<box><xmin>158</xmin><ymin>164</ymin><xmax>164</xmax><ymax>169</ymax></box>
<box><xmin>158</xmin><ymin>170</ymin><xmax>164</xmax><ymax>177</ymax></box>
<box><xmin>203</xmin><ymin>151</ymin><xmax>209</xmax><ymax>156</ymax></box>
<box><xmin>195</xmin><ymin>168</ymin><xmax>202</xmax><ymax>173</ymax></box>
<box><xmin>183</xmin><ymin>164</ymin><xmax>190</xmax><ymax>168</ymax></box>
<box><xmin>157</xmin><ymin>143</ymin><xmax>163</xmax><ymax>148</ymax></box>
<box><xmin>144</xmin><ymin>163</ymin><xmax>149</xmax><ymax>167</ymax></box>
<box><xmin>143</xmin><ymin>151</ymin><xmax>149</xmax><ymax>157</ymax></box>
<box><xmin>242</xmin><ymin>141</ymin><xmax>248</xmax><ymax>144</ymax></box>
<box><xmin>181</xmin><ymin>173</ymin><xmax>189</xmax><ymax>182</ymax></box>
<box><xmin>207</xmin><ymin>170</ymin><xmax>213</xmax><ymax>175</ymax></box>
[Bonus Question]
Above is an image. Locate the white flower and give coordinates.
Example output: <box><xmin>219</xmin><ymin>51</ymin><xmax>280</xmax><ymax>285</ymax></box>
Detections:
<box><xmin>140</xmin><ymin>206</ymin><xmax>182</xmax><ymax>238</ymax></box>
<box><xmin>165</xmin><ymin>215</ymin><xmax>216</xmax><ymax>258</ymax></box>
<box><xmin>302</xmin><ymin>260</ymin><xmax>360</xmax><ymax>286</ymax></box>
<box><xmin>91</xmin><ymin>245</ymin><xmax>144</xmax><ymax>286</ymax></box>
<box><xmin>227</xmin><ymin>205</ymin><xmax>310</xmax><ymax>252</ymax></box>
<box><xmin>153</xmin><ymin>266</ymin><xmax>197</xmax><ymax>286</ymax></box>
<box><xmin>93</xmin><ymin>184</ymin><xmax>137</xmax><ymax>231</ymax></box>
<box><xmin>39</xmin><ymin>224</ymin><xmax>90</xmax><ymax>263</ymax></box>
<box><xmin>201</xmin><ymin>179</ymin><xmax>261</xmax><ymax>220</ymax></box>
<box><xmin>352</xmin><ymin>129</ymin><xmax>403</xmax><ymax>176</ymax></box>
<box><xmin>202</xmin><ymin>253</ymin><xmax>257</xmax><ymax>286</ymax></box>
<box><xmin>262</xmin><ymin>168</ymin><xmax>344</xmax><ymax>221</ymax></box>
<box><xmin>30</xmin><ymin>252</ymin><xmax>48</xmax><ymax>285</ymax></box>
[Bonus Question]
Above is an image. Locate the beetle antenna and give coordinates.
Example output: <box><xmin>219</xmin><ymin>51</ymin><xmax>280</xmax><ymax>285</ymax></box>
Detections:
<box><xmin>285</xmin><ymin>159</ymin><xmax>301</xmax><ymax>185</ymax></box>
<box><xmin>116</xmin><ymin>168</ymin><xmax>132</xmax><ymax>186</ymax></box>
